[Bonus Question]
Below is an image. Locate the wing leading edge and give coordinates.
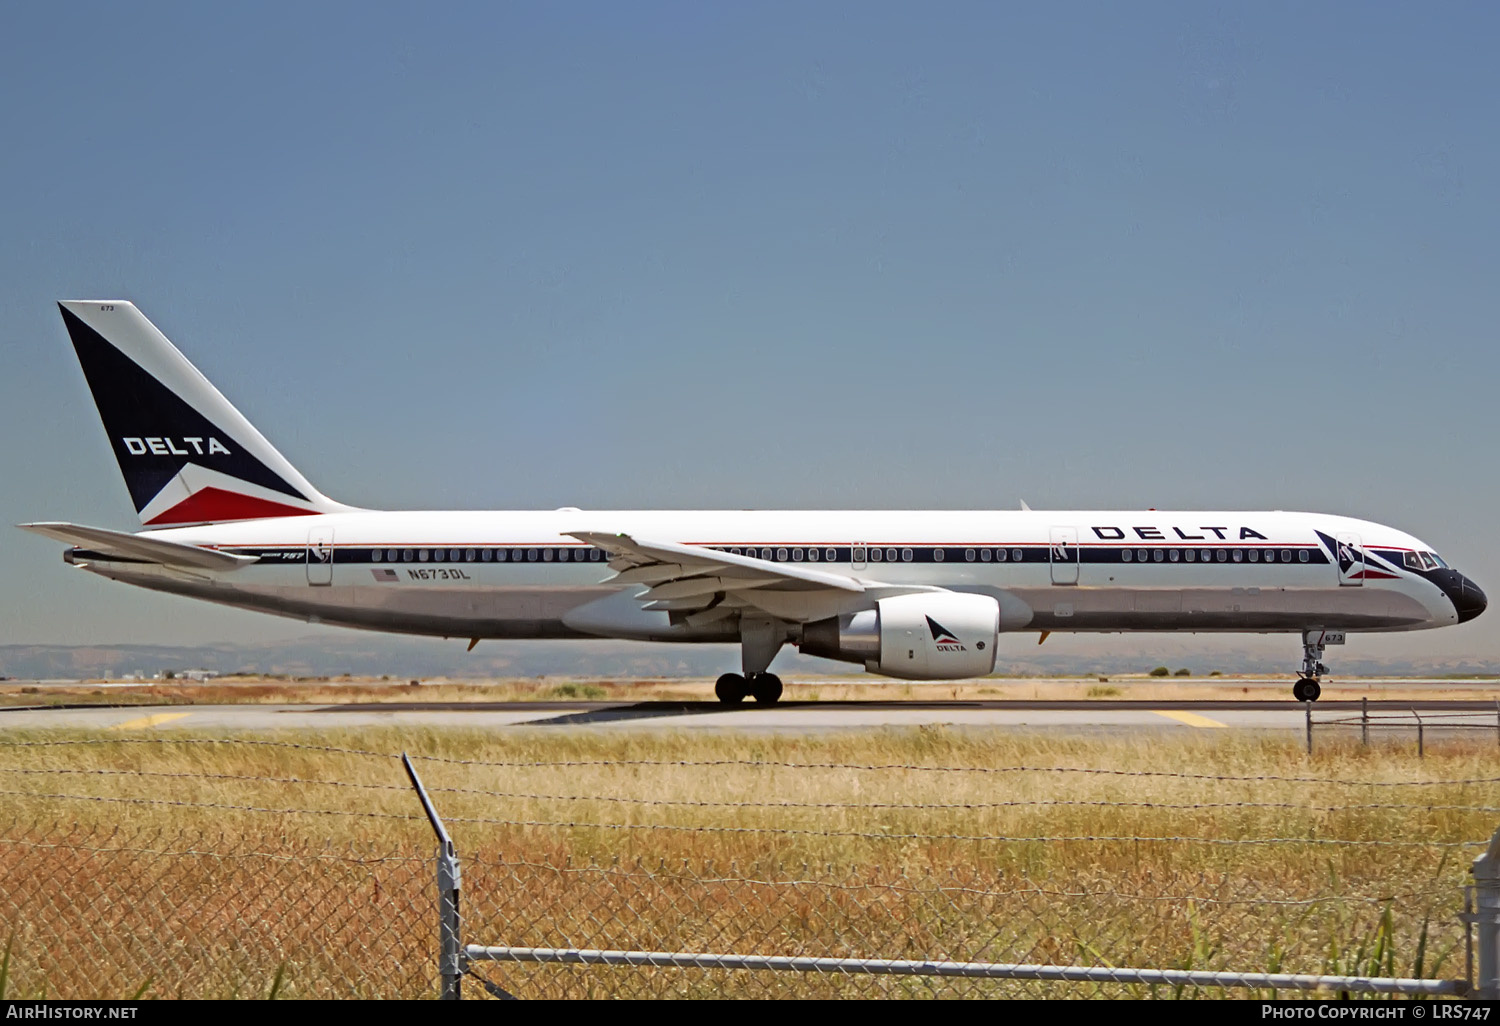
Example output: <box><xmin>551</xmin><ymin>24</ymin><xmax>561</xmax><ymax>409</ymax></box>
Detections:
<box><xmin>569</xmin><ymin>530</ymin><xmax>891</xmax><ymax>625</ymax></box>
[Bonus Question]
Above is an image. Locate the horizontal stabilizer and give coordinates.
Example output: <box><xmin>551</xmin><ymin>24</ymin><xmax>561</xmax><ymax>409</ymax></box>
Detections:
<box><xmin>18</xmin><ymin>522</ymin><xmax>256</xmax><ymax>571</ymax></box>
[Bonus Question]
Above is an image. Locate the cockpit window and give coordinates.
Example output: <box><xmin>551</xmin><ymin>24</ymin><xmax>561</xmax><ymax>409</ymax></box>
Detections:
<box><xmin>1404</xmin><ymin>551</ymin><xmax>1444</xmax><ymax>571</ymax></box>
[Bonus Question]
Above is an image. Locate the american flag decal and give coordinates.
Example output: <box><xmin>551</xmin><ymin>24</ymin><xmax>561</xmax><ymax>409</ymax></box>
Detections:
<box><xmin>371</xmin><ymin>568</ymin><xmax>399</xmax><ymax>582</ymax></box>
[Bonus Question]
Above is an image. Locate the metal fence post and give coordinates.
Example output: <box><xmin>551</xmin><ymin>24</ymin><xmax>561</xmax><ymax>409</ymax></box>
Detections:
<box><xmin>1361</xmin><ymin>696</ymin><xmax>1368</xmax><ymax>747</ymax></box>
<box><xmin>1305</xmin><ymin>701</ymin><xmax>1313</xmax><ymax>755</ymax></box>
<box><xmin>1414</xmin><ymin>709</ymin><xmax>1424</xmax><ymax>760</ymax></box>
<box><xmin>1471</xmin><ymin>827</ymin><xmax>1500</xmax><ymax>999</ymax></box>
<box><xmin>403</xmin><ymin>752</ymin><xmax>464</xmax><ymax>1000</ymax></box>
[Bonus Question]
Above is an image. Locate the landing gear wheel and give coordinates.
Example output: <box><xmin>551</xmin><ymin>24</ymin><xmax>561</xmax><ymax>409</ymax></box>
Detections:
<box><xmin>715</xmin><ymin>673</ymin><xmax>747</xmax><ymax>705</ymax></box>
<box><xmin>1294</xmin><ymin>631</ymin><xmax>1331</xmax><ymax>703</ymax></box>
<box><xmin>750</xmin><ymin>672</ymin><xmax>783</xmax><ymax>705</ymax></box>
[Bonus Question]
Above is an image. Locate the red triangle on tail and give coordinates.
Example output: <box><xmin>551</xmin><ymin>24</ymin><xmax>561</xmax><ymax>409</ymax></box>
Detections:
<box><xmin>145</xmin><ymin>487</ymin><xmax>318</xmax><ymax>525</ymax></box>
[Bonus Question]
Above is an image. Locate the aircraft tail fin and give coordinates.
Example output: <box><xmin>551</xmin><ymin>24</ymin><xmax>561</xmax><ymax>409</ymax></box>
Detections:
<box><xmin>56</xmin><ymin>301</ymin><xmax>354</xmax><ymax>526</ymax></box>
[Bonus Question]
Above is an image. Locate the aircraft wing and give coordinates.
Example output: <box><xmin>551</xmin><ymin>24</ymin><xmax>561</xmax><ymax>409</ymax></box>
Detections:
<box><xmin>568</xmin><ymin>531</ymin><xmax>869</xmax><ymax>624</ymax></box>
<box><xmin>18</xmin><ymin>522</ymin><xmax>257</xmax><ymax>571</ymax></box>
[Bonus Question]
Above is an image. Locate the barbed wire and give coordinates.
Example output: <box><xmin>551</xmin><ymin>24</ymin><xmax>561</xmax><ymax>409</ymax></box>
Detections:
<box><xmin>2</xmin><ymin>766</ymin><xmax>1496</xmax><ymax>814</ymax></box>
<box><xmin>0</xmin><ymin>788</ymin><xmax>422</xmax><ymax>822</ymax></box>
<box><xmin>0</xmin><ymin>737</ymin><xmax>395</xmax><ymax>760</ymax></box>
<box><xmin>0</xmin><ymin>829</ymin><xmax>1462</xmax><ymax>907</ymax></box>
<box><xmin>0</xmin><ymin>834</ymin><xmax>426</xmax><ymax>864</ymax></box>
<box><xmin>483</xmin><ymin>855</ymin><xmax>1460</xmax><ymax>906</ymax></box>
<box><xmin>440</xmin><ymin>817</ymin><xmax>1488</xmax><ymax>847</ymax></box>
<box><xmin>1</xmin><ymin>736</ymin><xmax>1495</xmax><ymax>787</ymax></box>
<box><xmin>1</xmin><ymin>787</ymin><xmax>1487</xmax><ymax>846</ymax></box>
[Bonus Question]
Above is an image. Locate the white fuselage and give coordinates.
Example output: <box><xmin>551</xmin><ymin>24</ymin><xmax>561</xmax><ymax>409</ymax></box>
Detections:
<box><xmin>67</xmin><ymin>508</ymin><xmax>1469</xmax><ymax>647</ymax></box>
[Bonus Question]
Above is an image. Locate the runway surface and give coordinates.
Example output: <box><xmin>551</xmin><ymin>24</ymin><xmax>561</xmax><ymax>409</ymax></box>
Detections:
<box><xmin>2</xmin><ymin>698</ymin><xmax>1497</xmax><ymax>734</ymax></box>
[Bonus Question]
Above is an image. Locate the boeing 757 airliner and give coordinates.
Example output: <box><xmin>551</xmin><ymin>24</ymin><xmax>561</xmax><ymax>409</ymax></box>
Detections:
<box><xmin>21</xmin><ymin>301</ymin><xmax>1487</xmax><ymax>703</ymax></box>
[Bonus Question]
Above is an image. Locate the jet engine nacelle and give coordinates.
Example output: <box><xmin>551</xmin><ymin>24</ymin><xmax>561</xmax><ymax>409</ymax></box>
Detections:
<box><xmin>801</xmin><ymin>592</ymin><xmax>999</xmax><ymax>680</ymax></box>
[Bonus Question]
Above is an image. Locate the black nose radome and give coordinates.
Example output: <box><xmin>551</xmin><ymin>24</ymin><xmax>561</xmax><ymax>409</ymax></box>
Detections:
<box><xmin>1456</xmin><ymin>577</ymin><xmax>1488</xmax><ymax>623</ymax></box>
<box><xmin>1436</xmin><ymin>571</ymin><xmax>1487</xmax><ymax>624</ymax></box>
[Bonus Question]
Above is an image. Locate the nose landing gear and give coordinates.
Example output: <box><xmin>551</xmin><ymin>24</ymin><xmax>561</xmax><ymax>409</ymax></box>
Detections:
<box><xmin>1291</xmin><ymin>630</ymin><xmax>1341</xmax><ymax>702</ymax></box>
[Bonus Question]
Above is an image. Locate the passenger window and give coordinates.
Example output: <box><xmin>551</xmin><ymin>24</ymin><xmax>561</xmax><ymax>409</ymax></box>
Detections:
<box><xmin>980</xmin><ymin>548</ymin><xmax>991</xmax><ymax>562</ymax></box>
<box><xmin>933</xmin><ymin>548</ymin><xmax>944</xmax><ymax>562</ymax></box>
<box><xmin>1185</xmin><ymin>549</ymin><xmax>1196</xmax><ymax>562</ymax></box>
<box><xmin>870</xmin><ymin>548</ymin><xmax>882</xmax><ymax>562</ymax></box>
<box><xmin>825</xmin><ymin>548</ymin><xmax>837</xmax><ymax>562</ymax></box>
<box><xmin>1217</xmin><ymin>549</ymin><xmax>1227</xmax><ymax>562</ymax></box>
<box><xmin>418</xmin><ymin>549</ymin><xmax>429</xmax><ymax>562</ymax></box>
<box><xmin>965</xmin><ymin>548</ymin><xmax>976</xmax><ymax>562</ymax></box>
<box><xmin>885</xmin><ymin>548</ymin><xmax>897</xmax><ymax>562</ymax></box>
<box><xmin>481</xmin><ymin>549</ymin><xmax>492</xmax><ymax>562</ymax></box>
<box><xmin>902</xmin><ymin>547</ymin><xmax>913</xmax><ymax>562</ymax></box>
<box><xmin>760</xmin><ymin>548</ymin><xmax>772</xmax><ymax>561</ymax></box>
<box><xmin>1281</xmin><ymin>549</ymin><xmax>1291</xmax><ymax>563</ymax></box>
<box><xmin>852</xmin><ymin>546</ymin><xmax>866</xmax><ymax>563</ymax></box>
<box><xmin>1136</xmin><ymin>549</ymin><xmax>1148</xmax><ymax>562</ymax></box>
<box><xmin>997</xmin><ymin>548</ymin><xmax>1008</xmax><ymax>561</ymax></box>
<box><xmin>1122</xmin><ymin>549</ymin><xmax>1133</xmax><ymax>562</ymax></box>
<box><xmin>1264</xmin><ymin>549</ymin><xmax>1275</xmax><ymax>562</ymax></box>
<box><xmin>775</xmin><ymin>547</ymin><xmax>787</xmax><ymax>562</ymax></box>
<box><xmin>730</xmin><ymin>547</ymin><xmax>742</xmax><ymax>556</ymax></box>
<box><xmin>1169</xmin><ymin>550</ymin><xmax>1179</xmax><ymax>562</ymax></box>
<box><xmin>1153</xmin><ymin>550</ymin><xmax>1164</xmax><ymax>562</ymax></box>
<box><xmin>1299</xmin><ymin>550</ymin><xmax>1309</xmax><ymax>563</ymax></box>
<box><xmin>1232</xmin><ymin>550</ymin><xmax>1243</xmax><ymax>562</ymax></box>
<box><xmin>806</xmin><ymin>548</ymin><xmax>818</xmax><ymax>562</ymax></box>
<box><xmin>465</xmin><ymin>548</ymin><xmax>475</xmax><ymax>562</ymax></box>
<box><xmin>1248</xmin><ymin>550</ymin><xmax>1259</xmax><ymax>562</ymax></box>
<box><xmin>1012</xmin><ymin>549</ymin><xmax>1023</xmax><ymax>562</ymax></box>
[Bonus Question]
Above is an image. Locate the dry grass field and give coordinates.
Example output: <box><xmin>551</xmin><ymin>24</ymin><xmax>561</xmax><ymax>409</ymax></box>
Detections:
<box><xmin>4</xmin><ymin>673</ymin><xmax>1499</xmax><ymax>707</ymax></box>
<box><xmin>0</xmin><ymin>726</ymin><xmax>1495</xmax><ymax>998</ymax></box>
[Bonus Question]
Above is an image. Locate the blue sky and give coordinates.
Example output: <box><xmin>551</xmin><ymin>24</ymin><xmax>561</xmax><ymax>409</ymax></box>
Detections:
<box><xmin>1</xmin><ymin>2</ymin><xmax>1497</xmax><ymax>659</ymax></box>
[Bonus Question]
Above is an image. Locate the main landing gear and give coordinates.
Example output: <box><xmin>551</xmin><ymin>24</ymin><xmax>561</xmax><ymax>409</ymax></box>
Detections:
<box><xmin>715</xmin><ymin>672</ymin><xmax>784</xmax><ymax>705</ymax></box>
<box><xmin>717</xmin><ymin>616</ymin><xmax>787</xmax><ymax>705</ymax></box>
<box><xmin>1292</xmin><ymin>630</ymin><xmax>1331</xmax><ymax>703</ymax></box>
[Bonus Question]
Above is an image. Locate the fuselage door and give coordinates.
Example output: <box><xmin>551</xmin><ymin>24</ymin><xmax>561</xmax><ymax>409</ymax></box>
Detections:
<box><xmin>307</xmin><ymin>527</ymin><xmax>335</xmax><ymax>587</ymax></box>
<box><xmin>1335</xmin><ymin>532</ymin><xmax>1363</xmax><ymax>587</ymax></box>
<box><xmin>1049</xmin><ymin>527</ymin><xmax>1079</xmax><ymax>585</ymax></box>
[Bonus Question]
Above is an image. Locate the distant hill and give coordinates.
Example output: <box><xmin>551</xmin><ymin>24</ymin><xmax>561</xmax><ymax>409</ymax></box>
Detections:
<box><xmin>1</xmin><ymin>636</ymin><xmax>1494</xmax><ymax>681</ymax></box>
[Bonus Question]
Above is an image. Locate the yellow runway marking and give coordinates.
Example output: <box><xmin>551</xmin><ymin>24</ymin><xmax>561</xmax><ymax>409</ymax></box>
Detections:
<box><xmin>1151</xmin><ymin>710</ymin><xmax>1227</xmax><ymax>729</ymax></box>
<box><xmin>107</xmin><ymin>712</ymin><xmax>191</xmax><ymax>731</ymax></box>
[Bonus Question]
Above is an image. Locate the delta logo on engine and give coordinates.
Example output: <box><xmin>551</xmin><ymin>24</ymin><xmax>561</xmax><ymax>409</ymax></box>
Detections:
<box><xmin>927</xmin><ymin>616</ymin><xmax>965</xmax><ymax>651</ymax></box>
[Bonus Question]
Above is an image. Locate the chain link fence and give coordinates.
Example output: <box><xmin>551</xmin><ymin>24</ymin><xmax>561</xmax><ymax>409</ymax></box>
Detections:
<box><xmin>0</xmin><ymin>825</ymin><xmax>436</xmax><ymax>998</ymax></box>
<box><xmin>1</xmin><ymin>735</ymin><xmax>1497</xmax><ymax>999</ymax></box>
